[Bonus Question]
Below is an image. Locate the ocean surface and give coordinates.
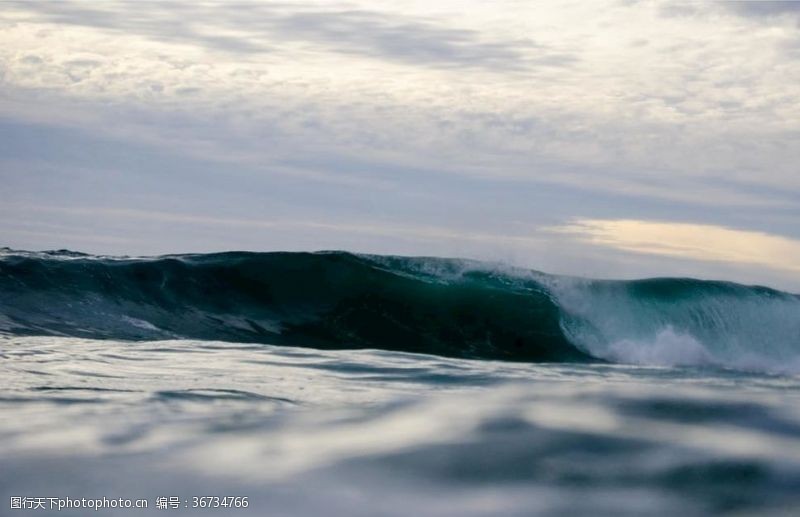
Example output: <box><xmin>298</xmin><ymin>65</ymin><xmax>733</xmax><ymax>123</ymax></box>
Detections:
<box><xmin>2</xmin><ymin>249</ymin><xmax>800</xmax><ymax>516</ymax></box>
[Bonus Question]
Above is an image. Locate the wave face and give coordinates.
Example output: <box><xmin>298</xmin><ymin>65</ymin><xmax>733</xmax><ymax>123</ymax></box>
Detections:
<box><xmin>548</xmin><ymin>276</ymin><xmax>800</xmax><ymax>372</ymax></box>
<box><xmin>1</xmin><ymin>249</ymin><xmax>799</xmax><ymax>371</ymax></box>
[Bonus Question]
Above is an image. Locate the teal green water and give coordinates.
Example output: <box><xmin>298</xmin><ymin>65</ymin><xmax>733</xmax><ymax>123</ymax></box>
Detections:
<box><xmin>2</xmin><ymin>249</ymin><xmax>798</xmax><ymax>370</ymax></box>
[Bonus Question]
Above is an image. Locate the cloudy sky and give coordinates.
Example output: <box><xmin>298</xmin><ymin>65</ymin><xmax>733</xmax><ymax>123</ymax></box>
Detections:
<box><xmin>1</xmin><ymin>0</ymin><xmax>799</xmax><ymax>289</ymax></box>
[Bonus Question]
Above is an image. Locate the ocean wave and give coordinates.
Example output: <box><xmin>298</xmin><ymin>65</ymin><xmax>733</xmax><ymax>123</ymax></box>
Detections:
<box><xmin>1</xmin><ymin>249</ymin><xmax>798</xmax><ymax>373</ymax></box>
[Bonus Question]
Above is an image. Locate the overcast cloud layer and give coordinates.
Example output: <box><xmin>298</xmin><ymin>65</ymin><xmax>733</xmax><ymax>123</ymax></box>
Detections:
<box><xmin>1</xmin><ymin>1</ymin><xmax>799</xmax><ymax>290</ymax></box>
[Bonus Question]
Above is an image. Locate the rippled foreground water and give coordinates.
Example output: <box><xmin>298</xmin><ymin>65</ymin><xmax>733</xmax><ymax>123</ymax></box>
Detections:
<box><xmin>2</xmin><ymin>336</ymin><xmax>800</xmax><ymax>516</ymax></box>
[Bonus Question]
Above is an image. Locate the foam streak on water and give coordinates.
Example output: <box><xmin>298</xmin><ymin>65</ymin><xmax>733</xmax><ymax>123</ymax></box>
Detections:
<box><xmin>2</xmin><ymin>336</ymin><xmax>800</xmax><ymax>516</ymax></box>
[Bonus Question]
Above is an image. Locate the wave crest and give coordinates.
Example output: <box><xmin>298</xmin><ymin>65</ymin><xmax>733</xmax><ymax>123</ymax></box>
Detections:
<box><xmin>1</xmin><ymin>249</ymin><xmax>798</xmax><ymax>373</ymax></box>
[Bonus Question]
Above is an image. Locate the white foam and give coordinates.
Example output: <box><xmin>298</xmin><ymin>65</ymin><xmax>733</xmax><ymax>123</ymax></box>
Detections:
<box><xmin>603</xmin><ymin>326</ymin><xmax>713</xmax><ymax>367</ymax></box>
<box><xmin>121</xmin><ymin>316</ymin><xmax>160</xmax><ymax>332</ymax></box>
<box><xmin>545</xmin><ymin>275</ymin><xmax>800</xmax><ymax>375</ymax></box>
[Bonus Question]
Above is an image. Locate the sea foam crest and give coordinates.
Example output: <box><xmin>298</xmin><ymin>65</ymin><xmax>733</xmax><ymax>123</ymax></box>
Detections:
<box><xmin>546</xmin><ymin>275</ymin><xmax>800</xmax><ymax>374</ymax></box>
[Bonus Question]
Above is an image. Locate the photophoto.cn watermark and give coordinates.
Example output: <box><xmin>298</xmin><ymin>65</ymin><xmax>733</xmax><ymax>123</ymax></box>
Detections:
<box><xmin>10</xmin><ymin>496</ymin><xmax>250</xmax><ymax>511</ymax></box>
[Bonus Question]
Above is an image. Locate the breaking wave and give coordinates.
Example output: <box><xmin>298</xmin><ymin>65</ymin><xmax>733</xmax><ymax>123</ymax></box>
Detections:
<box><xmin>1</xmin><ymin>249</ymin><xmax>798</xmax><ymax>373</ymax></box>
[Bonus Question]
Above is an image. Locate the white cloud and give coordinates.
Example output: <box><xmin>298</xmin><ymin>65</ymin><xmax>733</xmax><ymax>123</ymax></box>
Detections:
<box><xmin>1</xmin><ymin>1</ymin><xmax>798</xmax><ymax>196</ymax></box>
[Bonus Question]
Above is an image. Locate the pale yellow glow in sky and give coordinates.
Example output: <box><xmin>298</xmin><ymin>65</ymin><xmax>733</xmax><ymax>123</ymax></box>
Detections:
<box><xmin>556</xmin><ymin>219</ymin><xmax>800</xmax><ymax>274</ymax></box>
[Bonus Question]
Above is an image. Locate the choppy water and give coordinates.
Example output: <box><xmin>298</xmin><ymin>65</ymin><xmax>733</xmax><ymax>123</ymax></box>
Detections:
<box><xmin>2</xmin><ymin>336</ymin><xmax>800</xmax><ymax>516</ymax></box>
<box><xmin>2</xmin><ymin>249</ymin><xmax>800</xmax><ymax>515</ymax></box>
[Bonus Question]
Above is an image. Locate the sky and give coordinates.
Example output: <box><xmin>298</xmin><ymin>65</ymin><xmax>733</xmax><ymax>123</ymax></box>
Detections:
<box><xmin>1</xmin><ymin>0</ymin><xmax>799</xmax><ymax>290</ymax></box>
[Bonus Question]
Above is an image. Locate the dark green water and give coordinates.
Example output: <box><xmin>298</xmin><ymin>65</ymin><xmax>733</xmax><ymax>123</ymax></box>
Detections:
<box><xmin>2</xmin><ymin>249</ymin><xmax>798</xmax><ymax>371</ymax></box>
